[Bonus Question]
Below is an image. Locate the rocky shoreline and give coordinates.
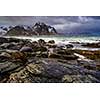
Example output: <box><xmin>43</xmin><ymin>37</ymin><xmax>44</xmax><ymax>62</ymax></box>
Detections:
<box><xmin>0</xmin><ymin>37</ymin><xmax>100</xmax><ymax>83</ymax></box>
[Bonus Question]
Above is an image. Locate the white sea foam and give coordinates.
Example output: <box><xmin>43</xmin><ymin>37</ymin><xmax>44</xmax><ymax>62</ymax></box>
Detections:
<box><xmin>4</xmin><ymin>35</ymin><xmax>100</xmax><ymax>51</ymax></box>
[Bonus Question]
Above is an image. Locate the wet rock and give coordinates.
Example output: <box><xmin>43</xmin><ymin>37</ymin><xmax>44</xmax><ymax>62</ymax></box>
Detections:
<box><xmin>0</xmin><ymin>52</ymin><xmax>11</xmax><ymax>62</ymax></box>
<box><xmin>78</xmin><ymin>60</ymin><xmax>96</xmax><ymax>70</ymax></box>
<box><xmin>48</xmin><ymin>48</ymin><xmax>78</xmax><ymax>60</ymax></box>
<box><xmin>0</xmin><ymin>37</ymin><xmax>8</xmax><ymax>44</ymax></box>
<box><xmin>7</xmin><ymin>51</ymin><xmax>27</xmax><ymax>62</ymax></box>
<box><xmin>74</xmin><ymin>49</ymin><xmax>100</xmax><ymax>60</ymax></box>
<box><xmin>56</xmin><ymin>49</ymin><xmax>66</xmax><ymax>55</ymax></box>
<box><xmin>0</xmin><ymin>37</ymin><xmax>100</xmax><ymax>83</ymax></box>
<box><xmin>7</xmin><ymin>38</ymin><xmax>21</xmax><ymax>43</ymax></box>
<box><xmin>57</xmin><ymin>45</ymin><xmax>66</xmax><ymax>50</ymax></box>
<box><xmin>0</xmin><ymin>43</ymin><xmax>19</xmax><ymax>50</ymax></box>
<box><xmin>48</xmin><ymin>40</ymin><xmax>55</xmax><ymax>44</ymax></box>
<box><xmin>46</xmin><ymin>43</ymin><xmax>57</xmax><ymax>48</ymax></box>
<box><xmin>62</xmin><ymin>55</ymin><xmax>78</xmax><ymax>60</ymax></box>
<box><xmin>56</xmin><ymin>49</ymin><xmax>73</xmax><ymax>55</ymax></box>
<box><xmin>20</xmin><ymin>46</ymin><xmax>33</xmax><ymax>52</ymax></box>
<box><xmin>40</xmin><ymin>46</ymin><xmax>47</xmax><ymax>52</ymax></box>
<box><xmin>44</xmin><ymin>63</ymin><xmax>66</xmax><ymax>78</ymax></box>
<box><xmin>0</xmin><ymin>43</ymin><xmax>9</xmax><ymax>49</ymax></box>
<box><xmin>37</xmin><ymin>52</ymin><xmax>48</xmax><ymax>58</ymax></box>
<box><xmin>88</xmin><ymin>71</ymin><xmax>100</xmax><ymax>80</ymax></box>
<box><xmin>26</xmin><ymin>52</ymin><xmax>36</xmax><ymax>59</ymax></box>
<box><xmin>0</xmin><ymin>61</ymin><xmax>22</xmax><ymax>76</ymax></box>
<box><xmin>35</xmin><ymin>46</ymin><xmax>47</xmax><ymax>52</ymax></box>
<box><xmin>0</xmin><ymin>52</ymin><xmax>11</xmax><ymax>57</ymax></box>
<box><xmin>32</xmin><ymin>41</ymin><xmax>38</xmax><ymax>46</ymax></box>
<box><xmin>0</xmin><ymin>55</ymin><xmax>10</xmax><ymax>62</ymax></box>
<box><xmin>2</xmin><ymin>58</ymin><xmax>100</xmax><ymax>83</ymax></box>
<box><xmin>82</xmin><ymin>42</ymin><xmax>100</xmax><ymax>48</ymax></box>
<box><xmin>69</xmin><ymin>42</ymin><xmax>80</xmax><ymax>44</ymax></box>
<box><xmin>66</xmin><ymin>44</ymin><xmax>74</xmax><ymax>49</ymax></box>
<box><xmin>48</xmin><ymin>53</ymin><xmax>61</xmax><ymax>59</ymax></box>
<box><xmin>38</xmin><ymin>39</ymin><xmax>46</xmax><ymax>46</ymax></box>
<box><xmin>96</xmin><ymin>61</ymin><xmax>100</xmax><ymax>71</ymax></box>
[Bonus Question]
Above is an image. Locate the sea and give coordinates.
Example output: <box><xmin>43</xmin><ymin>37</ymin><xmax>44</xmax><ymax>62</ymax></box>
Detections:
<box><xmin>3</xmin><ymin>35</ymin><xmax>100</xmax><ymax>51</ymax></box>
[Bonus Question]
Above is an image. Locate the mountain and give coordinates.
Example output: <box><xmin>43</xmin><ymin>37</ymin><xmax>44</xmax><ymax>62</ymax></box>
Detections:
<box><xmin>33</xmin><ymin>22</ymin><xmax>57</xmax><ymax>35</ymax></box>
<box><xmin>5</xmin><ymin>22</ymin><xmax>57</xmax><ymax>36</ymax></box>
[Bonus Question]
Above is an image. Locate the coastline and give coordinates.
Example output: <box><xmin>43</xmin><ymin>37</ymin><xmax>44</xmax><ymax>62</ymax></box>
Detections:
<box><xmin>0</xmin><ymin>36</ymin><xmax>100</xmax><ymax>83</ymax></box>
<box><xmin>2</xmin><ymin>35</ymin><xmax>100</xmax><ymax>50</ymax></box>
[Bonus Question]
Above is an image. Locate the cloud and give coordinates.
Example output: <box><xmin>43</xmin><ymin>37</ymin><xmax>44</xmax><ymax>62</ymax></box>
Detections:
<box><xmin>0</xmin><ymin>16</ymin><xmax>100</xmax><ymax>33</ymax></box>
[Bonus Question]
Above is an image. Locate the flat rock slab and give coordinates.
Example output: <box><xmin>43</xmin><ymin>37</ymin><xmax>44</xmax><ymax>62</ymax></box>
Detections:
<box><xmin>0</xmin><ymin>61</ymin><xmax>22</xmax><ymax>75</ymax></box>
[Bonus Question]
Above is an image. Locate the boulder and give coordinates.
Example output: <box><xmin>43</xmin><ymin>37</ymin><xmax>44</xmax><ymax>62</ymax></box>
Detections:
<box><xmin>48</xmin><ymin>53</ymin><xmax>61</xmax><ymax>59</ymax></box>
<box><xmin>46</xmin><ymin>43</ymin><xmax>57</xmax><ymax>48</ymax></box>
<box><xmin>62</xmin><ymin>74</ymin><xmax>99</xmax><ymax>83</ymax></box>
<box><xmin>7</xmin><ymin>38</ymin><xmax>21</xmax><ymax>43</ymax></box>
<box><xmin>0</xmin><ymin>52</ymin><xmax>11</xmax><ymax>62</ymax></box>
<box><xmin>56</xmin><ymin>49</ymin><xmax>66</xmax><ymax>55</ymax></box>
<box><xmin>38</xmin><ymin>39</ymin><xmax>46</xmax><ymax>45</ymax></box>
<box><xmin>36</xmin><ymin>52</ymin><xmax>48</xmax><ymax>58</ymax></box>
<box><xmin>32</xmin><ymin>41</ymin><xmax>38</xmax><ymax>46</ymax></box>
<box><xmin>66</xmin><ymin>44</ymin><xmax>74</xmax><ymax>49</ymax></box>
<box><xmin>7</xmin><ymin>51</ymin><xmax>27</xmax><ymax>62</ymax></box>
<box><xmin>34</xmin><ymin>46</ymin><xmax>47</xmax><ymax>52</ymax></box>
<box><xmin>62</xmin><ymin>55</ymin><xmax>78</xmax><ymax>60</ymax></box>
<box><xmin>81</xmin><ymin>42</ymin><xmax>100</xmax><ymax>48</ymax></box>
<box><xmin>0</xmin><ymin>37</ymin><xmax>8</xmax><ymax>43</ymax></box>
<box><xmin>77</xmin><ymin>60</ymin><xmax>96</xmax><ymax>70</ymax></box>
<box><xmin>20</xmin><ymin>46</ymin><xmax>33</xmax><ymax>52</ymax></box>
<box><xmin>0</xmin><ymin>43</ymin><xmax>19</xmax><ymax>50</ymax></box>
<box><xmin>48</xmin><ymin>40</ymin><xmax>55</xmax><ymax>44</ymax></box>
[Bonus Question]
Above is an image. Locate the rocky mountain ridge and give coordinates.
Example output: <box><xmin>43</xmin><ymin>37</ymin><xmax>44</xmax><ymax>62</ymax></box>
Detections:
<box><xmin>0</xmin><ymin>22</ymin><xmax>57</xmax><ymax>36</ymax></box>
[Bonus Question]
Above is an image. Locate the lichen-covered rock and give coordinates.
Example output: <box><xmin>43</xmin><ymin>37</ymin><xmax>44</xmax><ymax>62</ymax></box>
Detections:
<box><xmin>62</xmin><ymin>74</ymin><xmax>100</xmax><ymax>83</ymax></box>
<box><xmin>26</xmin><ymin>63</ymin><xmax>45</xmax><ymax>75</ymax></box>
<box><xmin>7</xmin><ymin>68</ymin><xmax>30</xmax><ymax>83</ymax></box>
<box><xmin>3</xmin><ymin>58</ymin><xmax>100</xmax><ymax>83</ymax></box>
<box><xmin>6</xmin><ymin>51</ymin><xmax>28</xmax><ymax>63</ymax></box>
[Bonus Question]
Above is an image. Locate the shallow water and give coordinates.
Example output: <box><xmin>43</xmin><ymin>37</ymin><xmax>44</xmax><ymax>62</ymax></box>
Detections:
<box><xmin>4</xmin><ymin>35</ymin><xmax>100</xmax><ymax>42</ymax></box>
<box><xmin>3</xmin><ymin>35</ymin><xmax>100</xmax><ymax>51</ymax></box>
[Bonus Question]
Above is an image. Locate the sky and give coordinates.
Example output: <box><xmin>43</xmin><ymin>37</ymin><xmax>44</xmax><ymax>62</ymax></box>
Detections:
<box><xmin>0</xmin><ymin>16</ymin><xmax>100</xmax><ymax>34</ymax></box>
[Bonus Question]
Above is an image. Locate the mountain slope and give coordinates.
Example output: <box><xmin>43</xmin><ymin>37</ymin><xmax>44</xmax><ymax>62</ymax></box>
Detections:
<box><xmin>6</xmin><ymin>22</ymin><xmax>57</xmax><ymax>36</ymax></box>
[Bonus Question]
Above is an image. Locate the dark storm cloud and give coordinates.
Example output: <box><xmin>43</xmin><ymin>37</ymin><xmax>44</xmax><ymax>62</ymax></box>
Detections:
<box><xmin>0</xmin><ymin>16</ymin><xmax>100</xmax><ymax>33</ymax></box>
<box><xmin>87</xmin><ymin>16</ymin><xmax>100</xmax><ymax>20</ymax></box>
